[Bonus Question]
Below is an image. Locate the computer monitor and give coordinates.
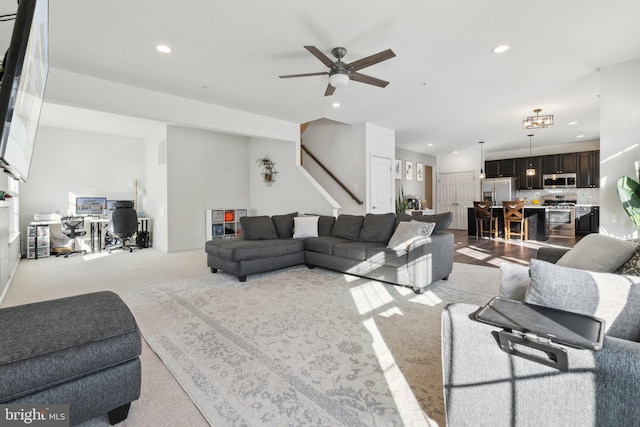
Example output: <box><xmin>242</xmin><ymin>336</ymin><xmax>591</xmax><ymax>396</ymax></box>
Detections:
<box><xmin>76</xmin><ymin>197</ymin><xmax>107</xmax><ymax>216</ymax></box>
<box><xmin>106</xmin><ymin>200</ymin><xmax>134</xmax><ymax>210</ymax></box>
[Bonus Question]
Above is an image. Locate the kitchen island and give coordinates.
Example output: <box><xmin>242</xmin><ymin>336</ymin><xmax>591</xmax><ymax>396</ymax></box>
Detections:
<box><xmin>467</xmin><ymin>205</ymin><xmax>549</xmax><ymax>241</ymax></box>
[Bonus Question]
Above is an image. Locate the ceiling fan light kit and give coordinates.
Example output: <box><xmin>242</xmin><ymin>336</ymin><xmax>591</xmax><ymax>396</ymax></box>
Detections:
<box><xmin>280</xmin><ymin>45</ymin><xmax>395</xmax><ymax>96</ymax></box>
<box><xmin>523</xmin><ymin>108</ymin><xmax>554</xmax><ymax>129</ymax></box>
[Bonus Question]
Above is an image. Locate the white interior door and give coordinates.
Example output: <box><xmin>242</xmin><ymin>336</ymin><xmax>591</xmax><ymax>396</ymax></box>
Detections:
<box><xmin>437</xmin><ymin>171</ymin><xmax>475</xmax><ymax>230</ymax></box>
<box><xmin>370</xmin><ymin>155</ymin><xmax>392</xmax><ymax>213</ymax></box>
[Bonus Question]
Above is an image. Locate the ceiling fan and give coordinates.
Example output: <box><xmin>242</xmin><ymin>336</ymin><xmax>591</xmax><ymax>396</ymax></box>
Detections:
<box><xmin>279</xmin><ymin>46</ymin><xmax>396</xmax><ymax>96</ymax></box>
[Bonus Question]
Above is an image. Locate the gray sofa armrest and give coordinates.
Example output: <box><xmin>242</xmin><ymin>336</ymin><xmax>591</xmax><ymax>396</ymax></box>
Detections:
<box><xmin>536</xmin><ymin>246</ymin><xmax>569</xmax><ymax>264</ymax></box>
<box><xmin>407</xmin><ymin>232</ymin><xmax>454</xmax><ymax>289</ymax></box>
<box><xmin>442</xmin><ymin>303</ymin><xmax>640</xmax><ymax>427</ymax></box>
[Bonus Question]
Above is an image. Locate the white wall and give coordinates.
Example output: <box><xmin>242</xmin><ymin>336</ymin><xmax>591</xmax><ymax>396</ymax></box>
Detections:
<box><xmin>166</xmin><ymin>126</ymin><xmax>250</xmax><ymax>252</ymax></box>
<box><xmin>600</xmin><ymin>58</ymin><xmax>640</xmax><ymax>239</ymax></box>
<box><xmin>45</xmin><ymin>68</ymin><xmax>300</xmax><ymax>146</ymax></box>
<box><xmin>395</xmin><ymin>147</ymin><xmax>436</xmax><ymax>202</ymax></box>
<box><xmin>144</xmin><ymin>127</ymin><xmax>168</xmax><ymax>251</ymax></box>
<box><xmin>302</xmin><ymin>119</ymin><xmax>366</xmax><ymax>215</ymax></box>
<box><xmin>21</xmin><ymin>126</ymin><xmax>145</xmax><ymax>247</ymax></box>
<box><xmin>248</xmin><ymin>138</ymin><xmax>335</xmax><ymax>216</ymax></box>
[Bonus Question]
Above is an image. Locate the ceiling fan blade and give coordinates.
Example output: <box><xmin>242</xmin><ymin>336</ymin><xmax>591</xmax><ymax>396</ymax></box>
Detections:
<box><xmin>347</xmin><ymin>49</ymin><xmax>396</xmax><ymax>71</ymax></box>
<box><xmin>279</xmin><ymin>71</ymin><xmax>329</xmax><ymax>79</ymax></box>
<box><xmin>350</xmin><ymin>72</ymin><xmax>390</xmax><ymax>88</ymax></box>
<box><xmin>304</xmin><ymin>46</ymin><xmax>336</xmax><ymax>68</ymax></box>
<box><xmin>324</xmin><ymin>84</ymin><xmax>336</xmax><ymax>97</ymax></box>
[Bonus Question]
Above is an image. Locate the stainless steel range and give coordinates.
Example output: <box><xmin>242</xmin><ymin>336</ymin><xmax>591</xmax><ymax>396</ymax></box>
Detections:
<box><xmin>543</xmin><ymin>194</ymin><xmax>577</xmax><ymax>237</ymax></box>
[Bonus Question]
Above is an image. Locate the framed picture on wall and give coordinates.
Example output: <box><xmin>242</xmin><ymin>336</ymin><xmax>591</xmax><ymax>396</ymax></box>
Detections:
<box><xmin>405</xmin><ymin>161</ymin><xmax>413</xmax><ymax>180</ymax></box>
<box><xmin>417</xmin><ymin>163</ymin><xmax>424</xmax><ymax>181</ymax></box>
<box><xmin>394</xmin><ymin>159</ymin><xmax>402</xmax><ymax>180</ymax></box>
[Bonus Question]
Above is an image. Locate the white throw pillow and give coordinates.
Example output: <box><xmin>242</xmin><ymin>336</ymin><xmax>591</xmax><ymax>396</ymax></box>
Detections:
<box><xmin>498</xmin><ymin>262</ymin><xmax>530</xmax><ymax>301</ymax></box>
<box><xmin>293</xmin><ymin>216</ymin><xmax>319</xmax><ymax>238</ymax></box>
<box><xmin>387</xmin><ymin>221</ymin><xmax>433</xmax><ymax>251</ymax></box>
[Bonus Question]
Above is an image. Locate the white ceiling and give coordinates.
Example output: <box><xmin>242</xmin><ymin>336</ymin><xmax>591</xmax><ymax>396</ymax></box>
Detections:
<box><xmin>2</xmin><ymin>0</ymin><xmax>640</xmax><ymax>155</ymax></box>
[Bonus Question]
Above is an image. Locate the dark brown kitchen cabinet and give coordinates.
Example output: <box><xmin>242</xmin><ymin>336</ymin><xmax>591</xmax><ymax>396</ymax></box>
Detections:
<box><xmin>485</xmin><ymin>158</ymin><xmax>517</xmax><ymax>178</ymax></box>
<box><xmin>575</xmin><ymin>206</ymin><xmax>599</xmax><ymax>235</ymax></box>
<box><xmin>517</xmin><ymin>156</ymin><xmax>543</xmax><ymax>189</ymax></box>
<box><xmin>577</xmin><ymin>150</ymin><xmax>599</xmax><ymax>188</ymax></box>
<box><xmin>543</xmin><ymin>153</ymin><xmax>577</xmax><ymax>174</ymax></box>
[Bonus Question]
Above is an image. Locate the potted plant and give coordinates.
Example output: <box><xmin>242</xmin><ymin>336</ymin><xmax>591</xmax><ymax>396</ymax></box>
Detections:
<box><xmin>256</xmin><ymin>155</ymin><xmax>276</xmax><ymax>185</ymax></box>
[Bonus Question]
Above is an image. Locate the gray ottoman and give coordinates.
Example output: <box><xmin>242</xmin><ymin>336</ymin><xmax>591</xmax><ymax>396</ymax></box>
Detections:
<box><xmin>0</xmin><ymin>291</ymin><xmax>142</xmax><ymax>425</ymax></box>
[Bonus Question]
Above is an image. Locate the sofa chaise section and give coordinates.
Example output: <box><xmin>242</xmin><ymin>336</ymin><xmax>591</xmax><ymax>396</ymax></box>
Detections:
<box><xmin>206</xmin><ymin>238</ymin><xmax>304</xmax><ymax>282</ymax></box>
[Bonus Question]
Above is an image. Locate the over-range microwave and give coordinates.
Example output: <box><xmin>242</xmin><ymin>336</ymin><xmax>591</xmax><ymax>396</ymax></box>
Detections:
<box><xmin>543</xmin><ymin>173</ymin><xmax>577</xmax><ymax>189</ymax></box>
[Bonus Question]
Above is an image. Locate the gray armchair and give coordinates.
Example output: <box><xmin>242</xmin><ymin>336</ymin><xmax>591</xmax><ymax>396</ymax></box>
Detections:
<box><xmin>441</xmin><ymin>241</ymin><xmax>640</xmax><ymax>426</ymax></box>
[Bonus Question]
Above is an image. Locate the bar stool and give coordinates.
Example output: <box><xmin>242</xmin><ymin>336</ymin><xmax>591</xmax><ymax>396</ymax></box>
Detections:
<box><xmin>502</xmin><ymin>200</ymin><xmax>528</xmax><ymax>241</ymax></box>
<box><xmin>473</xmin><ymin>201</ymin><xmax>499</xmax><ymax>239</ymax></box>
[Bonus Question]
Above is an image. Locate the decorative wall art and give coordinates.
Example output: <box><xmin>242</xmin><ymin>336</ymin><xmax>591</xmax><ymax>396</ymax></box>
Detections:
<box><xmin>417</xmin><ymin>163</ymin><xmax>424</xmax><ymax>182</ymax></box>
<box><xmin>405</xmin><ymin>161</ymin><xmax>413</xmax><ymax>181</ymax></box>
<box><xmin>394</xmin><ymin>159</ymin><xmax>402</xmax><ymax>180</ymax></box>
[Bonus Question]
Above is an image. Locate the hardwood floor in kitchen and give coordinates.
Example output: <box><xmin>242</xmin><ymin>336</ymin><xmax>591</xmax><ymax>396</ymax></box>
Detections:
<box><xmin>451</xmin><ymin>229</ymin><xmax>581</xmax><ymax>268</ymax></box>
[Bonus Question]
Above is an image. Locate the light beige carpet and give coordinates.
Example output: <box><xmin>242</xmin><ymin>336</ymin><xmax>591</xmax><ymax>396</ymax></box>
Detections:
<box><xmin>4</xmin><ymin>251</ymin><xmax>500</xmax><ymax>427</ymax></box>
<box><xmin>118</xmin><ymin>264</ymin><xmax>499</xmax><ymax>427</ymax></box>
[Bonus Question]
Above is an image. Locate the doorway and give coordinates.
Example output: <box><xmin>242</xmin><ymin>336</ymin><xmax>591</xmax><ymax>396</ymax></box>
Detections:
<box><xmin>437</xmin><ymin>171</ymin><xmax>475</xmax><ymax>230</ymax></box>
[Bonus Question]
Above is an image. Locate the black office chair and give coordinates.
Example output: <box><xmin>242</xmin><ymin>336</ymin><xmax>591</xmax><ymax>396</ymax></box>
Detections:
<box><xmin>106</xmin><ymin>201</ymin><xmax>138</xmax><ymax>253</ymax></box>
<box><xmin>58</xmin><ymin>217</ymin><xmax>87</xmax><ymax>258</ymax></box>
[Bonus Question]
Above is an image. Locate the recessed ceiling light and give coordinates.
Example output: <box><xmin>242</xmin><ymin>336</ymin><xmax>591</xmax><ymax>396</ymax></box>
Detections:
<box><xmin>331</xmin><ymin>102</ymin><xmax>340</xmax><ymax>108</ymax></box>
<box><xmin>156</xmin><ymin>44</ymin><xmax>171</xmax><ymax>53</ymax></box>
<box><xmin>576</xmin><ymin>132</ymin><xmax>585</xmax><ymax>138</ymax></box>
<box><xmin>427</xmin><ymin>143</ymin><xmax>433</xmax><ymax>147</ymax></box>
<box><xmin>568</xmin><ymin>121</ymin><xmax>578</xmax><ymax>125</ymax></box>
<box><xmin>492</xmin><ymin>45</ymin><xmax>509</xmax><ymax>54</ymax></box>
<box><xmin>452</xmin><ymin>150</ymin><xmax>459</xmax><ymax>154</ymax></box>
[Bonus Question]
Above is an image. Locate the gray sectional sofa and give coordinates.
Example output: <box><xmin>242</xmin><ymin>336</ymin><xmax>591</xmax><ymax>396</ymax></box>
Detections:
<box><xmin>205</xmin><ymin>211</ymin><xmax>454</xmax><ymax>293</ymax></box>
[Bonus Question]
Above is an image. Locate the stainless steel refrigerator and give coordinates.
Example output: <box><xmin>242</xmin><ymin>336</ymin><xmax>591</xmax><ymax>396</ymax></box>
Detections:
<box><xmin>481</xmin><ymin>177</ymin><xmax>517</xmax><ymax>206</ymax></box>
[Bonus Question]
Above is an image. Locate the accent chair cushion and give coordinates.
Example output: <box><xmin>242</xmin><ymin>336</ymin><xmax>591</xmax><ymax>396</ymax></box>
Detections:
<box><xmin>386</xmin><ymin>220</ymin><xmax>435</xmax><ymax>251</ymax></box>
<box><xmin>331</xmin><ymin>214</ymin><xmax>364</xmax><ymax>240</ymax></box>
<box><xmin>239</xmin><ymin>216</ymin><xmax>278</xmax><ymax>240</ymax></box>
<box><xmin>293</xmin><ymin>216</ymin><xmax>319</xmax><ymax>239</ymax></box>
<box><xmin>359</xmin><ymin>213</ymin><xmax>397</xmax><ymax>243</ymax></box>
<box><xmin>525</xmin><ymin>259</ymin><xmax>640</xmax><ymax>341</ymax></box>
<box><xmin>271</xmin><ymin>212</ymin><xmax>298</xmax><ymax>238</ymax></box>
<box><xmin>498</xmin><ymin>262</ymin><xmax>530</xmax><ymax>301</ymax></box>
<box><xmin>556</xmin><ymin>233</ymin><xmax>639</xmax><ymax>272</ymax></box>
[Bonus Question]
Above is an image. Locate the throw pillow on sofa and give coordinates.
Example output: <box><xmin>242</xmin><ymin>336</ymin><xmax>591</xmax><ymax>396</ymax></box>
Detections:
<box><xmin>526</xmin><ymin>259</ymin><xmax>640</xmax><ymax>341</ymax></box>
<box><xmin>359</xmin><ymin>213</ymin><xmax>396</xmax><ymax>243</ymax></box>
<box><xmin>616</xmin><ymin>238</ymin><xmax>640</xmax><ymax>276</ymax></box>
<box><xmin>331</xmin><ymin>214</ymin><xmax>364</xmax><ymax>240</ymax></box>
<box><xmin>240</xmin><ymin>216</ymin><xmax>279</xmax><ymax>240</ymax></box>
<box><xmin>271</xmin><ymin>212</ymin><xmax>298</xmax><ymax>238</ymax></box>
<box><xmin>293</xmin><ymin>216</ymin><xmax>319</xmax><ymax>238</ymax></box>
<box><xmin>397</xmin><ymin>212</ymin><xmax>453</xmax><ymax>233</ymax></box>
<box><xmin>387</xmin><ymin>220</ymin><xmax>435</xmax><ymax>251</ymax></box>
<box><xmin>556</xmin><ymin>233</ymin><xmax>639</xmax><ymax>272</ymax></box>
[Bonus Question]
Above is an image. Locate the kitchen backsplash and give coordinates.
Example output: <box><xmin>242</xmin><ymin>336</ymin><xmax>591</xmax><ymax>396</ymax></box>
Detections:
<box><xmin>517</xmin><ymin>188</ymin><xmax>600</xmax><ymax>205</ymax></box>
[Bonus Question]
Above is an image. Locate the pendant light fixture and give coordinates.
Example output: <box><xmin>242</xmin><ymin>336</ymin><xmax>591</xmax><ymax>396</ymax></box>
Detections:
<box><xmin>526</xmin><ymin>134</ymin><xmax>536</xmax><ymax>176</ymax></box>
<box><xmin>478</xmin><ymin>141</ymin><xmax>486</xmax><ymax>179</ymax></box>
<box><xmin>523</xmin><ymin>109</ymin><xmax>554</xmax><ymax>129</ymax></box>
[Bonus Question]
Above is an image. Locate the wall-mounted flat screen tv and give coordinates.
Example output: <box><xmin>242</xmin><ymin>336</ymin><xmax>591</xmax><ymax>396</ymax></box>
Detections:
<box><xmin>0</xmin><ymin>0</ymin><xmax>49</xmax><ymax>182</ymax></box>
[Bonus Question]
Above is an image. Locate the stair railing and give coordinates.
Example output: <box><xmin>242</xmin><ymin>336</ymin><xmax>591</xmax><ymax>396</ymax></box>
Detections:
<box><xmin>301</xmin><ymin>144</ymin><xmax>363</xmax><ymax>205</ymax></box>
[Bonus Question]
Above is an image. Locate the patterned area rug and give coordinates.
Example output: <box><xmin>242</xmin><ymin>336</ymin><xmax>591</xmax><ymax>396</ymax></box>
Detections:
<box><xmin>119</xmin><ymin>264</ymin><xmax>498</xmax><ymax>426</ymax></box>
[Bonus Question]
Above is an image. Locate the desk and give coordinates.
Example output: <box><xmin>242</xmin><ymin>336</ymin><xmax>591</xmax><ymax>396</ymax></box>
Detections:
<box><xmin>30</xmin><ymin>217</ymin><xmax>150</xmax><ymax>256</ymax></box>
